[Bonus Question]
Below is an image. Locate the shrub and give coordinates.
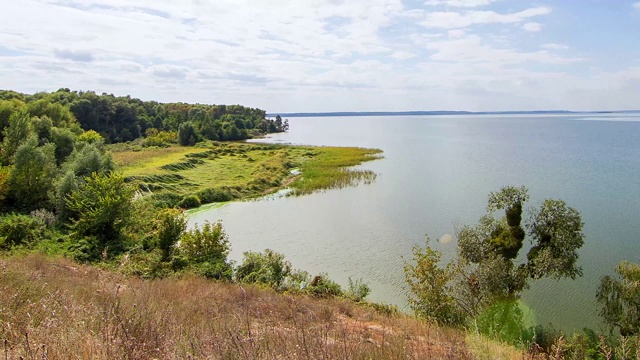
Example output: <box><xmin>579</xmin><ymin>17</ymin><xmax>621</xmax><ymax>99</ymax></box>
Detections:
<box><xmin>65</xmin><ymin>172</ymin><xmax>135</xmax><ymax>261</ymax></box>
<box><xmin>196</xmin><ymin>187</ymin><xmax>233</xmax><ymax>204</ymax></box>
<box><xmin>155</xmin><ymin>208</ymin><xmax>186</xmax><ymax>261</ymax></box>
<box><xmin>306</xmin><ymin>273</ymin><xmax>343</xmax><ymax>298</ymax></box>
<box><xmin>180</xmin><ymin>221</ymin><xmax>231</xmax><ymax>280</ymax></box>
<box><xmin>0</xmin><ymin>213</ymin><xmax>45</xmax><ymax>250</ymax></box>
<box><xmin>235</xmin><ymin>249</ymin><xmax>292</xmax><ymax>289</ymax></box>
<box><xmin>346</xmin><ymin>277</ymin><xmax>371</xmax><ymax>302</ymax></box>
<box><xmin>151</xmin><ymin>191</ymin><xmax>182</xmax><ymax>208</ymax></box>
<box><xmin>178</xmin><ymin>194</ymin><xmax>201</xmax><ymax>209</ymax></box>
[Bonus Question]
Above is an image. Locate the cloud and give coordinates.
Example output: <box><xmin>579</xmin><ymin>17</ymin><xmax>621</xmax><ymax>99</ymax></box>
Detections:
<box><xmin>390</xmin><ymin>51</ymin><xmax>415</xmax><ymax>60</ymax></box>
<box><xmin>421</xmin><ymin>7</ymin><xmax>552</xmax><ymax>29</ymax></box>
<box><xmin>542</xmin><ymin>43</ymin><xmax>569</xmax><ymax>50</ymax></box>
<box><xmin>54</xmin><ymin>49</ymin><xmax>94</xmax><ymax>62</ymax></box>
<box><xmin>149</xmin><ymin>65</ymin><xmax>188</xmax><ymax>79</ymax></box>
<box><xmin>425</xmin><ymin>0</ymin><xmax>502</xmax><ymax>7</ymax></box>
<box><xmin>634</xmin><ymin>2</ymin><xmax>640</xmax><ymax>10</ymax></box>
<box><xmin>0</xmin><ymin>0</ymin><xmax>637</xmax><ymax>111</ymax></box>
<box><xmin>522</xmin><ymin>22</ymin><xmax>542</xmax><ymax>32</ymax></box>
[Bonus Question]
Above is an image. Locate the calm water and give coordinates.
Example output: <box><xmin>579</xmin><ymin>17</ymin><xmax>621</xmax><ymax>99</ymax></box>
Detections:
<box><xmin>188</xmin><ymin>114</ymin><xmax>640</xmax><ymax>332</ymax></box>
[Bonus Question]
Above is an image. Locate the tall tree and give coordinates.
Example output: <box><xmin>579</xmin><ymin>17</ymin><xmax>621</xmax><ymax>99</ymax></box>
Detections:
<box><xmin>1</xmin><ymin>110</ymin><xmax>33</xmax><ymax>165</ymax></box>
<box><xmin>8</xmin><ymin>137</ymin><xmax>57</xmax><ymax>210</ymax></box>
<box><xmin>66</xmin><ymin>172</ymin><xmax>134</xmax><ymax>260</ymax></box>
<box><xmin>405</xmin><ymin>186</ymin><xmax>584</xmax><ymax>325</ymax></box>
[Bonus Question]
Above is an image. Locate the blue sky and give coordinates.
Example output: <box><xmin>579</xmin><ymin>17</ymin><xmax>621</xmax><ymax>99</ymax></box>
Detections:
<box><xmin>1</xmin><ymin>0</ymin><xmax>639</xmax><ymax>112</ymax></box>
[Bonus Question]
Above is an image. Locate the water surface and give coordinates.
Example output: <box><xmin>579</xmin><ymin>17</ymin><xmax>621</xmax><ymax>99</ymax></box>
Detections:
<box><xmin>188</xmin><ymin>113</ymin><xmax>640</xmax><ymax>332</ymax></box>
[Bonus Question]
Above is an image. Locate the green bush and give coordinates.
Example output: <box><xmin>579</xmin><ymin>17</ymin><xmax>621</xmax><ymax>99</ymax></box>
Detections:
<box><xmin>151</xmin><ymin>191</ymin><xmax>182</xmax><ymax>208</ymax></box>
<box><xmin>196</xmin><ymin>188</ymin><xmax>233</xmax><ymax>204</ymax></box>
<box><xmin>346</xmin><ymin>277</ymin><xmax>371</xmax><ymax>302</ymax></box>
<box><xmin>235</xmin><ymin>249</ymin><xmax>292</xmax><ymax>289</ymax></box>
<box><xmin>0</xmin><ymin>213</ymin><xmax>45</xmax><ymax>250</ymax></box>
<box><xmin>178</xmin><ymin>194</ymin><xmax>201</xmax><ymax>209</ymax></box>
<box><xmin>306</xmin><ymin>273</ymin><xmax>343</xmax><ymax>298</ymax></box>
<box><xmin>180</xmin><ymin>221</ymin><xmax>231</xmax><ymax>278</ymax></box>
<box><xmin>155</xmin><ymin>208</ymin><xmax>186</xmax><ymax>261</ymax></box>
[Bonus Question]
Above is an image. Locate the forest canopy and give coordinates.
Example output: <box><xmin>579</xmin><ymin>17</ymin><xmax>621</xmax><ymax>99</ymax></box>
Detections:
<box><xmin>0</xmin><ymin>88</ymin><xmax>287</xmax><ymax>145</ymax></box>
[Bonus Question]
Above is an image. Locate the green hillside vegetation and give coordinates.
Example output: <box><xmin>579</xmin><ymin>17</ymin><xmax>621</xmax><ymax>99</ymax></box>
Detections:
<box><xmin>111</xmin><ymin>141</ymin><xmax>381</xmax><ymax>208</ymax></box>
<box><xmin>3</xmin><ymin>88</ymin><xmax>640</xmax><ymax>358</ymax></box>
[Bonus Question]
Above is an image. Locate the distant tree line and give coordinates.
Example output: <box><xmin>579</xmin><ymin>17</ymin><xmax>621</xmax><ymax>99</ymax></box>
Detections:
<box><xmin>0</xmin><ymin>88</ymin><xmax>287</xmax><ymax>145</ymax></box>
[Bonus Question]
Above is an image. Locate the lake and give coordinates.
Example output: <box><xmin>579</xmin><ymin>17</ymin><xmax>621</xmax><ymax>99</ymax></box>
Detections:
<box><xmin>188</xmin><ymin>113</ymin><xmax>640</xmax><ymax>332</ymax></box>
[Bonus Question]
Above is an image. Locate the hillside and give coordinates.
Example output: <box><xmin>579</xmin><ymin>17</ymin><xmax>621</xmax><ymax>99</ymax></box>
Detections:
<box><xmin>0</xmin><ymin>255</ymin><xmax>526</xmax><ymax>359</ymax></box>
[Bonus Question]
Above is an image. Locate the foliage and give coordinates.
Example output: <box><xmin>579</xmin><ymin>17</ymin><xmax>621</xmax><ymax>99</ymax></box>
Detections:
<box><xmin>346</xmin><ymin>277</ymin><xmax>371</xmax><ymax>302</ymax></box>
<box><xmin>305</xmin><ymin>273</ymin><xmax>344</xmax><ymax>298</ymax></box>
<box><xmin>143</xmin><ymin>129</ymin><xmax>176</xmax><ymax>147</ymax></box>
<box><xmin>155</xmin><ymin>208</ymin><xmax>187</xmax><ymax>261</ymax></box>
<box><xmin>180</xmin><ymin>221</ymin><xmax>232</xmax><ymax>279</ymax></box>
<box><xmin>64</xmin><ymin>142</ymin><xmax>114</xmax><ymax>178</ymax></box>
<box><xmin>65</xmin><ymin>172</ymin><xmax>135</xmax><ymax>260</ymax></box>
<box><xmin>177</xmin><ymin>121</ymin><xmax>199</xmax><ymax>146</ymax></box>
<box><xmin>54</xmin><ymin>170</ymin><xmax>79</xmax><ymax>222</ymax></box>
<box><xmin>597</xmin><ymin>261</ymin><xmax>640</xmax><ymax>336</ymax></box>
<box><xmin>404</xmin><ymin>239</ymin><xmax>464</xmax><ymax>325</ymax></box>
<box><xmin>196</xmin><ymin>187</ymin><xmax>233</xmax><ymax>203</ymax></box>
<box><xmin>405</xmin><ymin>186</ymin><xmax>584</xmax><ymax>329</ymax></box>
<box><xmin>0</xmin><ymin>213</ymin><xmax>45</xmax><ymax>250</ymax></box>
<box><xmin>0</xmin><ymin>165</ymin><xmax>10</xmax><ymax>206</ymax></box>
<box><xmin>235</xmin><ymin>249</ymin><xmax>293</xmax><ymax>289</ymax></box>
<box><xmin>1</xmin><ymin>110</ymin><xmax>33</xmax><ymax>165</ymax></box>
<box><xmin>76</xmin><ymin>129</ymin><xmax>103</xmax><ymax>144</ymax></box>
<box><xmin>178</xmin><ymin>194</ymin><xmax>201</xmax><ymax>209</ymax></box>
<box><xmin>8</xmin><ymin>137</ymin><xmax>57</xmax><ymax>210</ymax></box>
<box><xmin>50</xmin><ymin>126</ymin><xmax>76</xmax><ymax>164</ymax></box>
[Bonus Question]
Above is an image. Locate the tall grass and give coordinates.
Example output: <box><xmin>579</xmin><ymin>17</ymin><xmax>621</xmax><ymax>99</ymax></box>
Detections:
<box><xmin>1</xmin><ymin>255</ymin><xmax>479</xmax><ymax>359</ymax></box>
<box><xmin>289</xmin><ymin>147</ymin><xmax>382</xmax><ymax>195</ymax></box>
<box><xmin>113</xmin><ymin>142</ymin><xmax>383</xmax><ymax>203</ymax></box>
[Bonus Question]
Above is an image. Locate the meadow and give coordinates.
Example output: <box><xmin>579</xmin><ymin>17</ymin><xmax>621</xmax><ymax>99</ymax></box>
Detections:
<box><xmin>111</xmin><ymin>142</ymin><xmax>383</xmax><ymax>207</ymax></box>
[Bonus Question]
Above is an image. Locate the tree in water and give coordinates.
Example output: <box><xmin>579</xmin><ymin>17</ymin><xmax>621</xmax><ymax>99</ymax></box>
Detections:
<box><xmin>405</xmin><ymin>186</ymin><xmax>584</xmax><ymax>328</ymax></box>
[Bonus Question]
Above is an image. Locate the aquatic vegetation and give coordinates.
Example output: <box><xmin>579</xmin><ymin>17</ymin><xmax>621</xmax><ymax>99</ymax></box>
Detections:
<box><xmin>113</xmin><ymin>142</ymin><xmax>382</xmax><ymax>207</ymax></box>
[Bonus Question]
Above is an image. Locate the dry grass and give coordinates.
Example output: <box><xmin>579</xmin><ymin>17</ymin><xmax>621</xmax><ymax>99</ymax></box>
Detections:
<box><xmin>0</xmin><ymin>255</ymin><xmax>487</xmax><ymax>359</ymax></box>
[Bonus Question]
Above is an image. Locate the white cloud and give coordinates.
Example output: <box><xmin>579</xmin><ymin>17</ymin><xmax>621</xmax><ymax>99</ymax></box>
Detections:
<box><xmin>522</xmin><ymin>22</ymin><xmax>542</xmax><ymax>32</ymax></box>
<box><xmin>421</xmin><ymin>7</ymin><xmax>552</xmax><ymax>29</ymax></box>
<box><xmin>0</xmin><ymin>0</ymin><xmax>636</xmax><ymax>111</ymax></box>
<box><xmin>447</xmin><ymin>29</ymin><xmax>466</xmax><ymax>38</ymax></box>
<box><xmin>390</xmin><ymin>51</ymin><xmax>416</xmax><ymax>60</ymax></box>
<box><xmin>425</xmin><ymin>0</ymin><xmax>501</xmax><ymax>7</ymax></box>
<box><xmin>542</xmin><ymin>43</ymin><xmax>569</xmax><ymax>50</ymax></box>
<box><xmin>633</xmin><ymin>2</ymin><xmax>640</xmax><ymax>10</ymax></box>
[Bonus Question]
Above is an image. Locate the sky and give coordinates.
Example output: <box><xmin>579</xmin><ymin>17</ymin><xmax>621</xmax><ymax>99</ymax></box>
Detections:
<box><xmin>1</xmin><ymin>0</ymin><xmax>639</xmax><ymax>112</ymax></box>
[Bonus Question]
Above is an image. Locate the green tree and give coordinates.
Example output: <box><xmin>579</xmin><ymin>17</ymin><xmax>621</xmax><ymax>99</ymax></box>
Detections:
<box><xmin>8</xmin><ymin>137</ymin><xmax>57</xmax><ymax>210</ymax></box>
<box><xmin>64</xmin><ymin>142</ymin><xmax>114</xmax><ymax>178</ymax></box>
<box><xmin>404</xmin><ymin>239</ymin><xmax>465</xmax><ymax>325</ymax></box>
<box><xmin>180</xmin><ymin>220</ymin><xmax>232</xmax><ymax>279</ymax></box>
<box><xmin>156</xmin><ymin>208</ymin><xmax>186</xmax><ymax>261</ymax></box>
<box><xmin>405</xmin><ymin>186</ymin><xmax>584</xmax><ymax>326</ymax></box>
<box><xmin>0</xmin><ymin>166</ymin><xmax>10</xmax><ymax>207</ymax></box>
<box><xmin>65</xmin><ymin>172</ymin><xmax>134</xmax><ymax>260</ymax></box>
<box><xmin>177</xmin><ymin>121</ymin><xmax>199</xmax><ymax>146</ymax></box>
<box><xmin>50</xmin><ymin>127</ymin><xmax>76</xmax><ymax>164</ymax></box>
<box><xmin>597</xmin><ymin>261</ymin><xmax>640</xmax><ymax>336</ymax></box>
<box><xmin>1</xmin><ymin>110</ymin><xmax>33</xmax><ymax>165</ymax></box>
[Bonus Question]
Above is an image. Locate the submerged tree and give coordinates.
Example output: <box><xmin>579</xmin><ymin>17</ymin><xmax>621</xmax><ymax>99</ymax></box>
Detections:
<box><xmin>405</xmin><ymin>186</ymin><xmax>584</xmax><ymax>326</ymax></box>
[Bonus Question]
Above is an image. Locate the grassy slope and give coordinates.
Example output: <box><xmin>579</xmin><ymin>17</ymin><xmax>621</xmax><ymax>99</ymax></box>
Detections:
<box><xmin>0</xmin><ymin>255</ymin><xmax>528</xmax><ymax>359</ymax></box>
<box><xmin>112</xmin><ymin>142</ymin><xmax>383</xmax><ymax>199</ymax></box>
